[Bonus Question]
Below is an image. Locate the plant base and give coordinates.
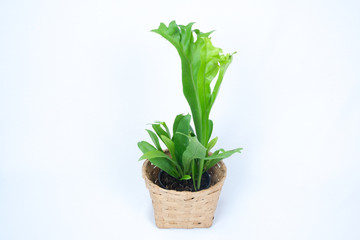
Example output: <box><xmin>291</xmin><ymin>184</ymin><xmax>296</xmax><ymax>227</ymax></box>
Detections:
<box><xmin>142</xmin><ymin>160</ymin><xmax>227</xmax><ymax>229</ymax></box>
<box><xmin>158</xmin><ymin>170</ymin><xmax>211</xmax><ymax>191</ymax></box>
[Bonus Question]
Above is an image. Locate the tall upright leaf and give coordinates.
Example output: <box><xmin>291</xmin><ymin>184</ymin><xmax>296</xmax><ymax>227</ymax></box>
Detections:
<box><xmin>152</xmin><ymin>21</ymin><xmax>235</xmax><ymax>147</ymax></box>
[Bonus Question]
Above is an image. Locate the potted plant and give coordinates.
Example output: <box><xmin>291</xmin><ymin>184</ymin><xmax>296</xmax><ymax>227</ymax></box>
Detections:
<box><xmin>138</xmin><ymin>21</ymin><xmax>242</xmax><ymax>229</ymax></box>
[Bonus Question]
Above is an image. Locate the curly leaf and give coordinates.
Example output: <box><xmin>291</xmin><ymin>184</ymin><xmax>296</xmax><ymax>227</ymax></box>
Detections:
<box><xmin>152</xmin><ymin>21</ymin><xmax>235</xmax><ymax>148</ymax></box>
<box><xmin>152</xmin><ymin>22</ymin><xmax>206</xmax><ymax>144</ymax></box>
<box><xmin>210</xmin><ymin>52</ymin><xmax>236</xmax><ymax>109</ymax></box>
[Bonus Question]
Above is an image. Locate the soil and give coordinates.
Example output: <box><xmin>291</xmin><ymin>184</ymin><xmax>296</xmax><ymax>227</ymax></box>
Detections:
<box><xmin>159</xmin><ymin>171</ymin><xmax>211</xmax><ymax>192</ymax></box>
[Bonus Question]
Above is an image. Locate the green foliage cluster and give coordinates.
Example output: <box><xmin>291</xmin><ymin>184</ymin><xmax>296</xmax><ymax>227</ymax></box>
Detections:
<box><xmin>138</xmin><ymin>21</ymin><xmax>242</xmax><ymax>191</ymax></box>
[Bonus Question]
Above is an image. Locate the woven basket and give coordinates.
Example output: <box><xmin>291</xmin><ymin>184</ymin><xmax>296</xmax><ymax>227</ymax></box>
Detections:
<box><xmin>142</xmin><ymin>160</ymin><xmax>227</xmax><ymax>228</ymax></box>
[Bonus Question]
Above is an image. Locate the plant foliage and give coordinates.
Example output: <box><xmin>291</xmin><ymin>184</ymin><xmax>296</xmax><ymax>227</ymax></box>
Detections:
<box><xmin>138</xmin><ymin>21</ymin><xmax>242</xmax><ymax>191</ymax></box>
<box><xmin>138</xmin><ymin>114</ymin><xmax>241</xmax><ymax>191</ymax></box>
<box><xmin>151</xmin><ymin>21</ymin><xmax>235</xmax><ymax>147</ymax></box>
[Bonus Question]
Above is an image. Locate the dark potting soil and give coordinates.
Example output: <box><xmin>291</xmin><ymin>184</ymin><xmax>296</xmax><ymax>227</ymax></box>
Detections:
<box><xmin>159</xmin><ymin>171</ymin><xmax>211</xmax><ymax>192</ymax></box>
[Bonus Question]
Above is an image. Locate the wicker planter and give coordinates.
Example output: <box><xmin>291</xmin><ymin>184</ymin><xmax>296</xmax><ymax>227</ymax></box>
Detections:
<box><xmin>142</xmin><ymin>160</ymin><xmax>227</xmax><ymax>229</ymax></box>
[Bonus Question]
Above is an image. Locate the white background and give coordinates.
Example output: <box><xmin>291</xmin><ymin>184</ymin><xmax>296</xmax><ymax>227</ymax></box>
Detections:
<box><xmin>0</xmin><ymin>0</ymin><xmax>359</xmax><ymax>239</ymax></box>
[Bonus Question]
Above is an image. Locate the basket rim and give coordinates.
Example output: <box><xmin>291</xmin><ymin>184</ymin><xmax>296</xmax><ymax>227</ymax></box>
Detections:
<box><xmin>142</xmin><ymin>160</ymin><xmax>227</xmax><ymax>197</ymax></box>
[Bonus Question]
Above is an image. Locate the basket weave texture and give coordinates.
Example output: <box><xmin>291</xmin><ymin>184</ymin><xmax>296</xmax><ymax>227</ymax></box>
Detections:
<box><xmin>142</xmin><ymin>160</ymin><xmax>227</xmax><ymax>229</ymax></box>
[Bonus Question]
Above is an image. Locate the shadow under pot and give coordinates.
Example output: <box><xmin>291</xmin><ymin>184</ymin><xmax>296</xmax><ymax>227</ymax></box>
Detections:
<box><xmin>158</xmin><ymin>170</ymin><xmax>211</xmax><ymax>191</ymax></box>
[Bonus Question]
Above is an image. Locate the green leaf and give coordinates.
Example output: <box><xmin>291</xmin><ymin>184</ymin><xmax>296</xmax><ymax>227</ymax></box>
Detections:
<box><xmin>210</xmin><ymin>52</ymin><xmax>236</xmax><ymax>109</ymax></box>
<box><xmin>197</xmin><ymin>37</ymin><xmax>222</xmax><ymax>145</ymax></box>
<box><xmin>207</xmin><ymin>119</ymin><xmax>213</xmax><ymax>144</ymax></box>
<box><xmin>181</xmin><ymin>134</ymin><xmax>207</xmax><ymax>174</ymax></box>
<box><xmin>137</xmin><ymin>141</ymin><xmax>156</xmax><ymax>154</ymax></box>
<box><xmin>203</xmin><ymin>148</ymin><xmax>242</xmax><ymax>160</ymax></box>
<box><xmin>173</xmin><ymin>114</ymin><xmax>191</xmax><ymax>161</ymax></box>
<box><xmin>204</xmin><ymin>148</ymin><xmax>242</xmax><ymax>170</ymax></box>
<box><xmin>173</xmin><ymin>114</ymin><xmax>195</xmax><ymax>137</ymax></box>
<box><xmin>172</xmin><ymin>114</ymin><xmax>185</xmax><ymax>139</ymax></box>
<box><xmin>139</xmin><ymin>150</ymin><xmax>170</xmax><ymax>161</ymax></box>
<box><xmin>139</xmin><ymin>150</ymin><xmax>182</xmax><ymax>176</ymax></box>
<box><xmin>155</xmin><ymin>121</ymin><xmax>171</xmax><ymax>139</ymax></box>
<box><xmin>207</xmin><ymin>136</ymin><xmax>218</xmax><ymax>152</ymax></box>
<box><xmin>174</xmin><ymin>114</ymin><xmax>191</xmax><ymax>135</ymax></box>
<box><xmin>152</xmin><ymin>21</ymin><xmax>237</xmax><ymax>190</ymax></box>
<box><xmin>146</xmin><ymin>129</ymin><xmax>162</xmax><ymax>151</ymax></box>
<box><xmin>149</xmin><ymin>157</ymin><xmax>179</xmax><ymax>179</ymax></box>
<box><xmin>152</xmin><ymin>21</ymin><xmax>203</xmax><ymax>144</ymax></box>
<box><xmin>160</xmin><ymin>135</ymin><xmax>176</xmax><ymax>162</ymax></box>
<box><xmin>180</xmin><ymin>175</ymin><xmax>191</xmax><ymax>180</ymax></box>
<box><xmin>152</xmin><ymin>21</ymin><xmax>235</xmax><ymax>149</ymax></box>
<box><xmin>152</xmin><ymin>123</ymin><xmax>170</xmax><ymax>140</ymax></box>
<box><xmin>192</xmin><ymin>159</ymin><xmax>199</xmax><ymax>191</ymax></box>
<box><xmin>138</xmin><ymin>147</ymin><xmax>179</xmax><ymax>178</ymax></box>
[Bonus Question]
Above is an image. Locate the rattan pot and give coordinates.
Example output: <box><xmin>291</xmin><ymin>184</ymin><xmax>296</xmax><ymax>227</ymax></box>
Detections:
<box><xmin>142</xmin><ymin>160</ymin><xmax>227</xmax><ymax>229</ymax></box>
